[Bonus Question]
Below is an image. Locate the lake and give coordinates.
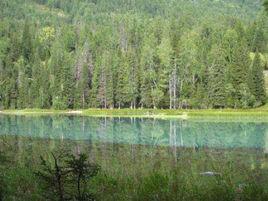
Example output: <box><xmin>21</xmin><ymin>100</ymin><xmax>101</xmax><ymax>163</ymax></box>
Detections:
<box><xmin>0</xmin><ymin>115</ymin><xmax>268</xmax><ymax>150</ymax></box>
<box><xmin>1</xmin><ymin>114</ymin><xmax>268</xmax><ymax>200</ymax></box>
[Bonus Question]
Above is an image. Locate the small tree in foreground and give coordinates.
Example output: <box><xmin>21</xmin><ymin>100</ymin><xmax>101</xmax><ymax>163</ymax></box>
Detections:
<box><xmin>67</xmin><ymin>153</ymin><xmax>100</xmax><ymax>201</ymax></box>
<box><xmin>36</xmin><ymin>152</ymin><xmax>100</xmax><ymax>201</ymax></box>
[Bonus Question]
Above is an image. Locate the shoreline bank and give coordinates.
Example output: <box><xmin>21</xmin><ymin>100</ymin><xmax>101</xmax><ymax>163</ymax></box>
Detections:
<box><xmin>1</xmin><ymin>108</ymin><xmax>268</xmax><ymax>118</ymax></box>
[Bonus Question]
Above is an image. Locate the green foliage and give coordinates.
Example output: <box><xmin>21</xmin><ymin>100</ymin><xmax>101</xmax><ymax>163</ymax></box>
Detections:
<box><xmin>207</xmin><ymin>45</ymin><xmax>227</xmax><ymax>108</ymax></box>
<box><xmin>250</xmin><ymin>52</ymin><xmax>266</xmax><ymax>106</ymax></box>
<box><xmin>264</xmin><ymin>0</ymin><xmax>268</xmax><ymax>13</ymax></box>
<box><xmin>134</xmin><ymin>172</ymin><xmax>170</xmax><ymax>201</ymax></box>
<box><xmin>0</xmin><ymin>0</ymin><xmax>267</xmax><ymax>109</ymax></box>
<box><xmin>36</xmin><ymin>152</ymin><xmax>100</xmax><ymax>201</ymax></box>
<box><xmin>240</xmin><ymin>182</ymin><xmax>268</xmax><ymax>201</ymax></box>
<box><xmin>1</xmin><ymin>138</ymin><xmax>268</xmax><ymax>200</ymax></box>
<box><xmin>67</xmin><ymin>153</ymin><xmax>100</xmax><ymax>200</ymax></box>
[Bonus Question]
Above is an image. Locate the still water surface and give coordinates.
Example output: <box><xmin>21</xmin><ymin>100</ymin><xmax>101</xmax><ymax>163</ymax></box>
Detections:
<box><xmin>0</xmin><ymin>115</ymin><xmax>267</xmax><ymax>150</ymax></box>
<box><xmin>1</xmin><ymin>114</ymin><xmax>268</xmax><ymax>186</ymax></box>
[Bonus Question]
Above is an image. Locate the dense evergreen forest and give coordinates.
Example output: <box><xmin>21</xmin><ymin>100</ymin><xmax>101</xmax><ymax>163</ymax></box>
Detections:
<box><xmin>0</xmin><ymin>0</ymin><xmax>267</xmax><ymax>110</ymax></box>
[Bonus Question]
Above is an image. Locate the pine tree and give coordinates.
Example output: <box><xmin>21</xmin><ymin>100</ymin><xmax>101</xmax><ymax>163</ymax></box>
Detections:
<box><xmin>224</xmin><ymin>29</ymin><xmax>252</xmax><ymax>108</ymax></box>
<box><xmin>128</xmin><ymin>49</ymin><xmax>140</xmax><ymax>109</ymax></box>
<box><xmin>61</xmin><ymin>52</ymin><xmax>75</xmax><ymax>109</ymax></box>
<box><xmin>105</xmin><ymin>52</ymin><xmax>114</xmax><ymax>109</ymax></box>
<box><xmin>140</xmin><ymin>31</ymin><xmax>157</xmax><ymax>108</ymax></box>
<box><xmin>89</xmin><ymin>61</ymin><xmax>100</xmax><ymax>108</ymax></box>
<box><xmin>232</xmin><ymin>41</ymin><xmax>252</xmax><ymax>108</ymax></box>
<box><xmin>31</xmin><ymin>53</ymin><xmax>42</xmax><ymax>108</ymax></box>
<box><xmin>74</xmin><ymin>42</ymin><xmax>93</xmax><ymax>109</ymax></box>
<box><xmin>16</xmin><ymin>57</ymin><xmax>29</xmax><ymax>109</ymax></box>
<box><xmin>39</xmin><ymin>62</ymin><xmax>51</xmax><ymax>108</ymax></box>
<box><xmin>157</xmin><ymin>24</ymin><xmax>173</xmax><ymax>108</ymax></box>
<box><xmin>1</xmin><ymin>55</ymin><xmax>18</xmax><ymax>109</ymax></box>
<box><xmin>21</xmin><ymin>20</ymin><xmax>33</xmax><ymax>64</ymax></box>
<box><xmin>251</xmin><ymin>52</ymin><xmax>266</xmax><ymax>106</ymax></box>
<box><xmin>207</xmin><ymin>45</ymin><xmax>226</xmax><ymax>108</ymax></box>
<box><xmin>74</xmin><ymin>63</ymin><xmax>89</xmax><ymax>109</ymax></box>
<box><xmin>115</xmin><ymin>53</ymin><xmax>132</xmax><ymax>108</ymax></box>
<box><xmin>92</xmin><ymin>51</ymin><xmax>114</xmax><ymax>109</ymax></box>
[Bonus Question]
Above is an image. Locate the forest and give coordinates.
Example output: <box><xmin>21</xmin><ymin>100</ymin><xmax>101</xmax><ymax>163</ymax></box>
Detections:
<box><xmin>0</xmin><ymin>0</ymin><xmax>268</xmax><ymax>110</ymax></box>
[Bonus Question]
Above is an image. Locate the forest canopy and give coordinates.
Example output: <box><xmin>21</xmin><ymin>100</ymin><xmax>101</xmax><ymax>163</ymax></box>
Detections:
<box><xmin>0</xmin><ymin>0</ymin><xmax>267</xmax><ymax>109</ymax></box>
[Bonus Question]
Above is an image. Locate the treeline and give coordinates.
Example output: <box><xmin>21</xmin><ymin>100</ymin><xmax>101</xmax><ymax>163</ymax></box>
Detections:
<box><xmin>0</xmin><ymin>0</ymin><xmax>267</xmax><ymax>109</ymax></box>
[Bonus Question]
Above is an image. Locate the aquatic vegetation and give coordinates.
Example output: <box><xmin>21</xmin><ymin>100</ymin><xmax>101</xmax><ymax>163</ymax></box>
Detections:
<box><xmin>0</xmin><ymin>137</ymin><xmax>268</xmax><ymax>200</ymax></box>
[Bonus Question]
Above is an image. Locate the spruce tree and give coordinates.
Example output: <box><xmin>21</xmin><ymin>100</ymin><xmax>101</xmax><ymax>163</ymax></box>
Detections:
<box><xmin>89</xmin><ymin>61</ymin><xmax>100</xmax><ymax>108</ymax></box>
<box><xmin>31</xmin><ymin>53</ymin><xmax>42</xmax><ymax>108</ymax></box>
<box><xmin>207</xmin><ymin>45</ymin><xmax>226</xmax><ymax>108</ymax></box>
<box><xmin>61</xmin><ymin>52</ymin><xmax>75</xmax><ymax>109</ymax></box>
<box><xmin>251</xmin><ymin>52</ymin><xmax>266</xmax><ymax>106</ymax></box>
<box><xmin>224</xmin><ymin>29</ymin><xmax>252</xmax><ymax>108</ymax></box>
<box><xmin>16</xmin><ymin>57</ymin><xmax>28</xmax><ymax>109</ymax></box>
<box><xmin>115</xmin><ymin>53</ymin><xmax>132</xmax><ymax>108</ymax></box>
<box><xmin>157</xmin><ymin>25</ymin><xmax>173</xmax><ymax>108</ymax></box>
<box><xmin>74</xmin><ymin>42</ymin><xmax>93</xmax><ymax>109</ymax></box>
<box><xmin>74</xmin><ymin>63</ymin><xmax>90</xmax><ymax>109</ymax></box>
<box><xmin>93</xmin><ymin>51</ymin><xmax>114</xmax><ymax>109</ymax></box>
<box><xmin>39</xmin><ymin>62</ymin><xmax>51</xmax><ymax>108</ymax></box>
<box><xmin>21</xmin><ymin>20</ymin><xmax>33</xmax><ymax>64</ymax></box>
<box><xmin>140</xmin><ymin>32</ymin><xmax>157</xmax><ymax>108</ymax></box>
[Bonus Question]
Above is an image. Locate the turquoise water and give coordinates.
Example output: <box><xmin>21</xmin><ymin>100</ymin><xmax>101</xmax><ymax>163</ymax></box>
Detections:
<box><xmin>0</xmin><ymin>115</ymin><xmax>267</xmax><ymax>150</ymax></box>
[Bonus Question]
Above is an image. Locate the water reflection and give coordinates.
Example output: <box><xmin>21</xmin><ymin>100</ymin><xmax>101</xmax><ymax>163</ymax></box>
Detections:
<box><xmin>0</xmin><ymin>115</ymin><xmax>267</xmax><ymax>150</ymax></box>
<box><xmin>1</xmin><ymin>116</ymin><xmax>268</xmax><ymax>201</ymax></box>
<box><xmin>1</xmin><ymin>115</ymin><xmax>268</xmax><ymax>181</ymax></box>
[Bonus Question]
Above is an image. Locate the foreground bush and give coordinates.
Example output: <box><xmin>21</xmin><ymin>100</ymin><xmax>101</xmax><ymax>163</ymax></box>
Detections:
<box><xmin>0</xmin><ymin>150</ymin><xmax>268</xmax><ymax>201</ymax></box>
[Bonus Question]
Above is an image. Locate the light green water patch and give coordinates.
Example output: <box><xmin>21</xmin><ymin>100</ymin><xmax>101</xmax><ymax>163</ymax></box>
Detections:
<box><xmin>1</xmin><ymin>114</ymin><xmax>268</xmax><ymax>150</ymax></box>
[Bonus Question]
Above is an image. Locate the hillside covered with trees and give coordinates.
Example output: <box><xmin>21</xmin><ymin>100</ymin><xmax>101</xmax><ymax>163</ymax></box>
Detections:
<box><xmin>0</xmin><ymin>0</ymin><xmax>267</xmax><ymax>109</ymax></box>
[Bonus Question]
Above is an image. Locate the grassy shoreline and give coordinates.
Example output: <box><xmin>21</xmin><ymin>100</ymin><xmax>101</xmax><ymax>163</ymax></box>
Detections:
<box><xmin>2</xmin><ymin>107</ymin><xmax>268</xmax><ymax>118</ymax></box>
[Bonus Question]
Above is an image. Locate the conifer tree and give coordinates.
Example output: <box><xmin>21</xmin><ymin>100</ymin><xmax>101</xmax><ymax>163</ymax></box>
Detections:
<box><xmin>105</xmin><ymin>53</ymin><xmax>114</xmax><ymax>109</ymax></box>
<box><xmin>140</xmin><ymin>32</ymin><xmax>157</xmax><ymax>108</ymax></box>
<box><xmin>89</xmin><ymin>60</ymin><xmax>100</xmax><ymax>108</ymax></box>
<box><xmin>224</xmin><ymin>29</ymin><xmax>252</xmax><ymax>108</ymax></box>
<box><xmin>74</xmin><ymin>42</ymin><xmax>93</xmax><ymax>109</ymax></box>
<box><xmin>128</xmin><ymin>49</ymin><xmax>140</xmax><ymax>109</ymax></box>
<box><xmin>31</xmin><ymin>53</ymin><xmax>42</xmax><ymax>108</ymax></box>
<box><xmin>16</xmin><ymin>57</ymin><xmax>29</xmax><ymax>108</ymax></box>
<box><xmin>115</xmin><ymin>53</ymin><xmax>132</xmax><ymax>108</ymax></box>
<box><xmin>93</xmin><ymin>51</ymin><xmax>114</xmax><ymax>109</ymax></box>
<box><xmin>61</xmin><ymin>53</ymin><xmax>75</xmax><ymax>109</ymax></box>
<box><xmin>50</xmin><ymin>42</ymin><xmax>65</xmax><ymax>109</ymax></box>
<box><xmin>207</xmin><ymin>45</ymin><xmax>226</xmax><ymax>108</ymax></box>
<box><xmin>157</xmin><ymin>25</ymin><xmax>173</xmax><ymax>108</ymax></box>
<box><xmin>39</xmin><ymin>62</ymin><xmax>51</xmax><ymax>108</ymax></box>
<box><xmin>251</xmin><ymin>52</ymin><xmax>266</xmax><ymax>106</ymax></box>
<box><xmin>21</xmin><ymin>20</ymin><xmax>33</xmax><ymax>64</ymax></box>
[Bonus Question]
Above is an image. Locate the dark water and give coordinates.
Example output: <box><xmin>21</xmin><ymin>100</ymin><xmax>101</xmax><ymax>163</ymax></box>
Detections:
<box><xmin>0</xmin><ymin>115</ymin><xmax>267</xmax><ymax>150</ymax></box>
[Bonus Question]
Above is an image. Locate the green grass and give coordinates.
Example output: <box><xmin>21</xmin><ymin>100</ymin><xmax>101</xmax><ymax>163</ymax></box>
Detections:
<box><xmin>2</xmin><ymin>105</ymin><xmax>268</xmax><ymax>118</ymax></box>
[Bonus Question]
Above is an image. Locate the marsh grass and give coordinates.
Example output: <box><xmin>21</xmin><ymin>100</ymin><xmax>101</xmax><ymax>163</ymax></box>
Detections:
<box><xmin>0</xmin><ymin>136</ymin><xmax>268</xmax><ymax>200</ymax></box>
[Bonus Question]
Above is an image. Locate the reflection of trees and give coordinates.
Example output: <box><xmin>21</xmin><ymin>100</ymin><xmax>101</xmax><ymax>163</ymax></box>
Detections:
<box><xmin>169</xmin><ymin>120</ymin><xmax>177</xmax><ymax>163</ymax></box>
<box><xmin>1</xmin><ymin>133</ymin><xmax>268</xmax><ymax>185</ymax></box>
<box><xmin>264</xmin><ymin>129</ymin><xmax>268</xmax><ymax>154</ymax></box>
<box><xmin>0</xmin><ymin>115</ymin><xmax>267</xmax><ymax>152</ymax></box>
